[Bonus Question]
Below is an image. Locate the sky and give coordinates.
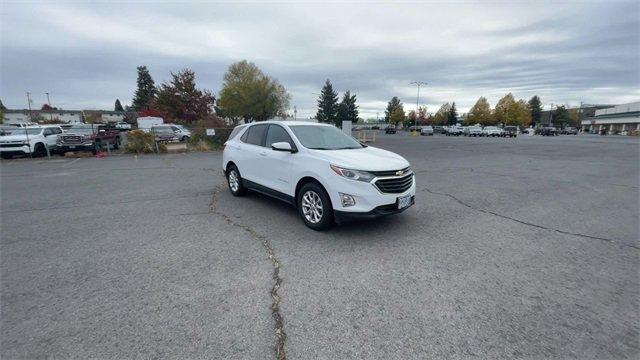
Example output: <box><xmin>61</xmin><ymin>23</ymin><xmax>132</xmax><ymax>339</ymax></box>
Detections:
<box><xmin>1</xmin><ymin>1</ymin><xmax>639</xmax><ymax>119</ymax></box>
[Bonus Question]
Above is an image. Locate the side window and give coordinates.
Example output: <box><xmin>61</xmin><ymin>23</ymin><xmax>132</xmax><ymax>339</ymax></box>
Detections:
<box><xmin>245</xmin><ymin>124</ymin><xmax>268</xmax><ymax>146</ymax></box>
<box><xmin>171</xmin><ymin>126</ymin><xmax>179</xmax><ymax>131</ymax></box>
<box><xmin>53</xmin><ymin>128</ymin><xmax>62</xmax><ymax>134</ymax></box>
<box><xmin>266</xmin><ymin>125</ymin><xmax>293</xmax><ymax>148</ymax></box>
<box><xmin>43</xmin><ymin>128</ymin><xmax>53</xmax><ymax>136</ymax></box>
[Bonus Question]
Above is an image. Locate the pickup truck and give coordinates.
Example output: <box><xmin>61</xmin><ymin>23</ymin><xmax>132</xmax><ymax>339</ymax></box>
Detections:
<box><xmin>0</xmin><ymin>125</ymin><xmax>63</xmax><ymax>159</ymax></box>
<box><xmin>465</xmin><ymin>126</ymin><xmax>483</xmax><ymax>137</ymax></box>
<box><xmin>482</xmin><ymin>126</ymin><xmax>504</xmax><ymax>137</ymax></box>
<box><xmin>57</xmin><ymin>124</ymin><xmax>121</xmax><ymax>154</ymax></box>
<box><xmin>446</xmin><ymin>126</ymin><xmax>463</xmax><ymax>136</ymax></box>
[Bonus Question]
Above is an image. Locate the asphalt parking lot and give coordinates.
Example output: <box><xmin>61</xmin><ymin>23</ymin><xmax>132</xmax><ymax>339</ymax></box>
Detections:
<box><xmin>1</xmin><ymin>134</ymin><xmax>638</xmax><ymax>359</ymax></box>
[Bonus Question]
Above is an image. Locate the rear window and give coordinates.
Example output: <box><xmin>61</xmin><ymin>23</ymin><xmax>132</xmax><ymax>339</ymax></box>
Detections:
<box><xmin>229</xmin><ymin>125</ymin><xmax>247</xmax><ymax>140</ymax></box>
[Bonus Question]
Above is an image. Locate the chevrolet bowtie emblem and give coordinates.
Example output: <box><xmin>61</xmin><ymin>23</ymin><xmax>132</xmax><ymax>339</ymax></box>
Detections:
<box><xmin>395</xmin><ymin>170</ymin><xmax>404</xmax><ymax>176</ymax></box>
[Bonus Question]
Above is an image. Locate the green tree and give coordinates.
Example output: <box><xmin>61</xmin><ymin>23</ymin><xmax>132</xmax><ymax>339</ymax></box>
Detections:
<box><xmin>568</xmin><ymin>108</ymin><xmax>580</xmax><ymax>126</ymax></box>
<box><xmin>465</xmin><ymin>97</ymin><xmax>493</xmax><ymax>125</ymax></box>
<box><xmin>316</xmin><ymin>79</ymin><xmax>339</xmax><ymax>124</ymax></box>
<box><xmin>447</xmin><ymin>102</ymin><xmax>458</xmax><ymax>125</ymax></box>
<box><xmin>553</xmin><ymin>105</ymin><xmax>570</xmax><ymax>126</ymax></box>
<box><xmin>385</xmin><ymin>96</ymin><xmax>402</xmax><ymax>122</ymax></box>
<box><xmin>528</xmin><ymin>95</ymin><xmax>542</xmax><ymax>127</ymax></box>
<box><xmin>432</xmin><ymin>103</ymin><xmax>451</xmax><ymax>125</ymax></box>
<box><xmin>337</xmin><ymin>90</ymin><xmax>358</xmax><ymax>125</ymax></box>
<box><xmin>154</xmin><ymin>69</ymin><xmax>216</xmax><ymax>123</ymax></box>
<box><xmin>114</xmin><ymin>99</ymin><xmax>124</xmax><ymax>112</ymax></box>
<box><xmin>218</xmin><ymin>60</ymin><xmax>291</xmax><ymax>124</ymax></box>
<box><xmin>0</xmin><ymin>99</ymin><xmax>6</xmax><ymax>111</ymax></box>
<box><xmin>388</xmin><ymin>107</ymin><xmax>405</xmax><ymax>126</ymax></box>
<box><xmin>132</xmin><ymin>66</ymin><xmax>156</xmax><ymax>111</ymax></box>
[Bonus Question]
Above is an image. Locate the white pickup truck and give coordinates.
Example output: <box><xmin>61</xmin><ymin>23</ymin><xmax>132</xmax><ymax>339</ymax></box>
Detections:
<box><xmin>465</xmin><ymin>126</ymin><xmax>483</xmax><ymax>137</ymax></box>
<box><xmin>0</xmin><ymin>125</ymin><xmax>63</xmax><ymax>159</ymax></box>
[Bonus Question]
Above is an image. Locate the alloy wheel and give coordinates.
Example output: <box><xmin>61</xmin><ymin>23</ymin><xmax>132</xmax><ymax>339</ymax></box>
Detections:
<box><xmin>301</xmin><ymin>190</ymin><xmax>323</xmax><ymax>224</ymax></box>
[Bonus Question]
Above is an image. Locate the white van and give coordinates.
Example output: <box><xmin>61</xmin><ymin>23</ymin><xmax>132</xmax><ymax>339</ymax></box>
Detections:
<box><xmin>136</xmin><ymin>117</ymin><xmax>164</xmax><ymax>131</ymax></box>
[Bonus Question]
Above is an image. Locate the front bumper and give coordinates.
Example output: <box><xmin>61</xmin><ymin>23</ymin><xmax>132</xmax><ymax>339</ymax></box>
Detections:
<box><xmin>334</xmin><ymin>196</ymin><xmax>415</xmax><ymax>223</ymax></box>
<box><xmin>0</xmin><ymin>145</ymin><xmax>30</xmax><ymax>154</ymax></box>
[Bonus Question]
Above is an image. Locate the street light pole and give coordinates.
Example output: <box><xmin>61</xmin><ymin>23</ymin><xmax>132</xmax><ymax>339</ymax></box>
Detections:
<box><xmin>410</xmin><ymin>81</ymin><xmax>427</xmax><ymax>130</ymax></box>
<box><xmin>45</xmin><ymin>92</ymin><xmax>53</xmax><ymax>121</ymax></box>
<box><xmin>26</xmin><ymin>92</ymin><xmax>33</xmax><ymax>122</ymax></box>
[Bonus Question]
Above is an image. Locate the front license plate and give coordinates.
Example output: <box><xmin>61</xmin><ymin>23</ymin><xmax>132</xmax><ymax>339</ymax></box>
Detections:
<box><xmin>397</xmin><ymin>194</ymin><xmax>412</xmax><ymax>209</ymax></box>
<box><xmin>69</xmin><ymin>146</ymin><xmax>76</xmax><ymax>149</ymax></box>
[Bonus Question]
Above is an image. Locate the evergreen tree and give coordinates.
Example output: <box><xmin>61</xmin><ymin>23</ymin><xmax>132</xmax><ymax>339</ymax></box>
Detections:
<box><xmin>553</xmin><ymin>105</ymin><xmax>570</xmax><ymax>126</ymax></box>
<box><xmin>114</xmin><ymin>99</ymin><xmax>124</xmax><ymax>112</ymax></box>
<box><xmin>0</xmin><ymin>98</ymin><xmax>6</xmax><ymax>111</ymax></box>
<box><xmin>315</xmin><ymin>79</ymin><xmax>338</xmax><ymax>124</ymax></box>
<box><xmin>337</xmin><ymin>90</ymin><xmax>358</xmax><ymax>125</ymax></box>
<box><xmin>528</xmin><ymin>95</ymin><xmax>542</xmax><ymax>127</ymax></box>
<box><xmin>447</xmin><ymin>102</ymin><xmax>458</xmax><ymax>125</ymax></box>
<box><xmin>385</xmin><ymin>96</ymin><xmax>402</xmax><ymax>122</ymax></box>
<box><xmin>132</xmin><ymin>66</ymin><xmax>156</xmax><ymax>111</ymax></box>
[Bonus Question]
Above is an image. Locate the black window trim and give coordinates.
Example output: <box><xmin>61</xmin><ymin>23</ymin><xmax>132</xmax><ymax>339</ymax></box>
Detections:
<box><xmin>266</xmin><ymin>124</ymin><xmax>297</xmax><ymax>152</ymax></box>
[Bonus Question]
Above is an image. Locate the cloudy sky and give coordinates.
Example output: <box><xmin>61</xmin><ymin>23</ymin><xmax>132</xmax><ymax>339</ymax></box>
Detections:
<box><xmin>1</xmin><ymin>1</ymin><xmax>638</xmax><ymax>119</ymax></box>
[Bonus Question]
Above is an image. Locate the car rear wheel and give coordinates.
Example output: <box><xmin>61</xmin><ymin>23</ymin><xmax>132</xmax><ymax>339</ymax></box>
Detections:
<box><xmin>226</xmin><ymin>165</ymin><xmax>246</xmax><ymax>196</ymax></box>
<box><xmin>297</xmin><ymin>182</ymin><xmax>333</xmax><ymax>230</ymax></box>
<box><xmin>34</xmin><ymin>143</ymin><xmax>47</xmax><ymax>157</ymax></box>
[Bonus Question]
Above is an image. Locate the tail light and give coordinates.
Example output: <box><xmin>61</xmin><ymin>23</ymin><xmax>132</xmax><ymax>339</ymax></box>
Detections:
<box><xmin>222</xmin><ymin>142</ymin><xmax>227</xmax><ymax>151</ymax></box>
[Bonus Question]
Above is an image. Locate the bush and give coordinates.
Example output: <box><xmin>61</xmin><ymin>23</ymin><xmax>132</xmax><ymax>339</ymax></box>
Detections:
<box><xmin>123</xmin><ymin>130</ymin><xmax>166</xmax><ymax>153</ymax></box>
<box><xmin>187</xmin><ymin>128</ymin><xmax>230</xmax><ymax>151</ymax></box>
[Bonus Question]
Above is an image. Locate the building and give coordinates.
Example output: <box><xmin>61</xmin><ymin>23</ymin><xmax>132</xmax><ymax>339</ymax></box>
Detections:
<box><xmin>3</xmin><ymin>109</ymin><xmax>83</xmax><ymax>124</ymax></box>
<box><xmin>83</xmin><ymin>110</ymin><xmax>127</xmax><ymax>123</ymax></box>
<box><xmin>539</xmin><ymin>104</ymin><xmax>614</xmax><ymax>127</ymax></box>
<box><xmin>581</xmin><ymin>101</ymin><xmax>640</xmax><ymax>134</ymax></box>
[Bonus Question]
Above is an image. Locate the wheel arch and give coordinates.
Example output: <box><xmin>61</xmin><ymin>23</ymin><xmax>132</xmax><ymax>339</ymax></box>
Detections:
<box><xmin>294</xmin><ymin>176</ymin><xmax>331</xmax><ymax>208</ymax></box>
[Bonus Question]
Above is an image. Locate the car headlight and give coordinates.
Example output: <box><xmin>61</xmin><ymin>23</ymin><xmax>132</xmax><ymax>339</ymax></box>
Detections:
<box><xmin>330</xmin><ymin>165</ymin><xmax>375</xmax><ymax>182</ymax></box>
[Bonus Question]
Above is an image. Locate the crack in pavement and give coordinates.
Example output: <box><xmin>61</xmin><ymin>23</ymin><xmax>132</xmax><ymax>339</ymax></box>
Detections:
<box><xmin>209</xmin><ymin>182</ymin><xmax>287</xmax><ymax>360</ymax></box>
<box><xmin>421</xmin><ymin>187</ymin><xmax>640</xmax><ymax>250</ymax></box>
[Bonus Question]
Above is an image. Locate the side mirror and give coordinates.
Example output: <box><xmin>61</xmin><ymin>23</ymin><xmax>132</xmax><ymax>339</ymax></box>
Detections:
<box><xmin>271</xmin><ymin>142</ymin><xmax>294</xmax><ymax>152</ymax></box>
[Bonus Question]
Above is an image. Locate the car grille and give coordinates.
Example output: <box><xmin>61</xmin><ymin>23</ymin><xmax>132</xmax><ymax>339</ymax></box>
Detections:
<box><xmin>60</xmin><ymin>135</ymin><xmax>83</xmax><ymax>144</ymax></box>
<box><xmin>369</xmin><ymin>167</ymin><xmax>411</xmax><ymax>177</ymax></box>
<box><xmin>374</xmin><ymin>173</ymin><xmax>413</xmax><ymax>193</ymax></box>
<box><xmin>0</xmin><ymin>143</ymin><xmax>24</xmax><ymax>148</ymax></box>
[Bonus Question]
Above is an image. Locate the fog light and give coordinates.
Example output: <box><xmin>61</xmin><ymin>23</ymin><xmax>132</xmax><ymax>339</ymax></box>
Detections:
<box><xmin>339</xmin><ymin>193</ymin><xmax>356</xmax><ymax>207</ymax></box>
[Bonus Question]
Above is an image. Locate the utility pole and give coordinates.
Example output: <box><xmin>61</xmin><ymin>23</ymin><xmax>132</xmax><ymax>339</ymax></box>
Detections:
<box><xmin>293</xmin><ymin>106</ymin><xmax>297</xmax><ymax>120</ymax></box>
<box><xmin>26</xmin><ymin>92</ymin><xmax>33</xmax><ymax>122</ymax></box>
<box><xmin>410</xmin><ymin>81</ymin><xmax>427</xmax><ymax>130</ymax></box>
<box><xmin>45</xmin><ymin>92</ymin><xmax>53</xmax><ymax>121</ymax></box>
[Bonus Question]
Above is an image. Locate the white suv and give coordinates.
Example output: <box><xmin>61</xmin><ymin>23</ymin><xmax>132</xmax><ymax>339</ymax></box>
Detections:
<box><xmin>222</xmin><ymin>121</ymin><xmax>416</xmax><ymax>230</ymax></box>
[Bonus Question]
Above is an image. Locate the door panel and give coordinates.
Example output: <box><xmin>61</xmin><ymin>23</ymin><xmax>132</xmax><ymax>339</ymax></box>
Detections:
<box><xmin>262</xmin><ymin>125</ymin><xmax>295</xmax><ymax>195</ymax></box>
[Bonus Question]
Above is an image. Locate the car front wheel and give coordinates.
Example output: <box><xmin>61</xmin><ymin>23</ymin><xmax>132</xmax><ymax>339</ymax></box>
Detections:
<box><xmin>298</xmin><ymin>182</ymin><xmax>333</xmax><ymax>230</ymax></box>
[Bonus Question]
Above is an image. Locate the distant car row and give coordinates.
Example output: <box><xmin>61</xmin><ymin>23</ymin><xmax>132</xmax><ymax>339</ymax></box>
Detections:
<box><xmin>0</xmin><ymin>123</ymin><xmax>192</xmax><ymax>159</ymax></box>
<box><xmin>381</xmin><ymin>125</ymin><xmax>579</xmax><ymax>137</ymax></box>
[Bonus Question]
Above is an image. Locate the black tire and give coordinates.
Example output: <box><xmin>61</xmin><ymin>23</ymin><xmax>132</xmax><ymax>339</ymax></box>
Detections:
<box><xmin>226</xmin><ymin>165</ymin><xmax>247</xmax><ymax>196</ymax></box>
<box><xmin>181</xmin><ymin>136</ymin><xmax>189</xmax><ymax>142</ymax></box>
<box><xmin>297</xmin><ymin>182</ymin><xmax>334</xmax><ymax>231</ymax></box>
<box><xmin>34</xmin><ymin>143</ymin><xmax>46</xmax><ymax>157</ymax></box>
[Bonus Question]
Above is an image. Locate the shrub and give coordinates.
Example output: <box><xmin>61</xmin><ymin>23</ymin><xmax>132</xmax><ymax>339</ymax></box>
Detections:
<box><xmin>187</xmin><ymin>128</ymin><xmax>227</xmax><ymax>151</ymax></box>
<box><xmin>123</xmin><ymin>130</ymin><xmax>157</xmax><ymax>153</ymax></box>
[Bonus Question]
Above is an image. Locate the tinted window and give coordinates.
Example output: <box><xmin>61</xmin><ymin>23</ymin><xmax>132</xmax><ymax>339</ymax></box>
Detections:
<box><xmin>266</xmin><ymin>125</ymin><xmax>293</xmax><ymax>147</ymax></box>
<box><xmin>245</xmin><ymin>124</ymin><xmax>268</xmax><ymax>146</ymax></box>
<box><xmin>230</xmin><ymin>125</ymin><xmax>247</xmax><ymax>140</ymax></box>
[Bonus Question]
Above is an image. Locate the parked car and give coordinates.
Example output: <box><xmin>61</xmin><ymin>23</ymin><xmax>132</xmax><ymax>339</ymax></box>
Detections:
<box><xmin>222</xmin><ymin>121</ymin><xmax>415</xmax><ymax>230</ymax></box>
<box><xmin>384</xmin><ymin>125</ymin><xmax>397</xmax><ymax>134</ymax></box>
<box><xmin>466</xmin><ymin>126</ymin><xmax>483</xmax><ymax>137</ymax></box>
<box><xmin>420</xmin><ymin>126</ymin><xmax>434</xmax><ymax>136</ymax></box>
<box><xmin>482</xmin><ymin>126</ymin><xmax>504</xmax><ymax>137</ymax></box>
<box><xmin>0</xmin><ymin>125</ymin><xmax>63</xmax><ymax>159</ymax></box>
<box><xmin>408</xmin><ymin>125</ymin><xmax>422</xmax><ymax>132</ymax></box>
<box><xmin>371</xmin><ymin>125</ymin><xmax>380</xmax><ymax>130</ymax></box>
<box><xmin>433</xmin><ymin>125</ymin><xmax>446</xmax><ymax>134</ymax></box>
<box><xmin>151</xmin><ymin>125</ymin><xmax>180</xmax><ymax>143</ymax></box>
<box><xmin>165</xmin><ymin>124</ymin><xmax>192</xmax><ymax>141</ymax></box>
<box><xmin>561</xmin><ymin>127</ymin><xmax>578</xmax><ymax>135</ymax></box>
<box><xmin>57</xmin><ymin>124</ymin><xmax>121</xmax><ymax>154</ymax></box>
<box><xmin>503</xmin><ymin>126</ymin><xmax>518</xmax><ymax>137</ymax></box>
<box><xmin>446</xmin><ymin>126</ymin><xmax>463</xmax><ymax>136</ymax></box>
<box><xmin>539</xmin><ymin>127</ymin><xmax>558</xmax><ymax>136</ymax></box>
<box><xmin>115</xmin><ymin>122</ymin><xmax>132</xmax><ymax>130</ymax></box>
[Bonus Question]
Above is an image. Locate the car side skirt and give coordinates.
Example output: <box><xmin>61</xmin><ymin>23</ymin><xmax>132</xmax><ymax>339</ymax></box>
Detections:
<box><xmin>242</xmin><ymin>179</ymin><xmax>296</xmax><ymax>205</ymax></box>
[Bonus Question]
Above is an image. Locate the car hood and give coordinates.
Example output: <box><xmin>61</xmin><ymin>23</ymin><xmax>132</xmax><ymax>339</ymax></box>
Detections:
<box><xmin>308</xmin><ymin>146</ymin><xmax>409</xmax><ymax>171</ymax></box>
<box><xmin>0</xmin><ymin>134</ymin><xmax>30</xmax><ymax>142</ymax></box>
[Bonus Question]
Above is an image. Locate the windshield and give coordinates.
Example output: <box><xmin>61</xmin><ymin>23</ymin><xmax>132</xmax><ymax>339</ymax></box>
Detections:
<box><xmin>289</xmin><ymin>125</ymin><xmax>363</xmax><ymax>150</ymax></box>
<box><xmin>4</xmin><ymin>128</ymin><xmax>42</xmax><ymax>136</ymax></box>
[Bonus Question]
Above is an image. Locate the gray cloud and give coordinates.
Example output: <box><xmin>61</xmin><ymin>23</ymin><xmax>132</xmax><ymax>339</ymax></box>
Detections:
<box><xmin>1</xmin><ymin>1</ymin><xmax>638</xmax><ymax>118</ymax></box>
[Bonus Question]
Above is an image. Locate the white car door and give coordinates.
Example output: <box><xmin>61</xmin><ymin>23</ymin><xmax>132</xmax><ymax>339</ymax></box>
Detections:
<box><xmin>262</xmin><ymin>124</ymin><xmax>295</xmax><ymax>195</ymax></box>
<box><xmin>42</xmin><ymin>128</ymin><xmax>58</xmax><ymax>148</ymax></box>
<box><xmin>237</xmin><ymin>123</ymin><xmax>269</xmax><ymax>185</ymax></box>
